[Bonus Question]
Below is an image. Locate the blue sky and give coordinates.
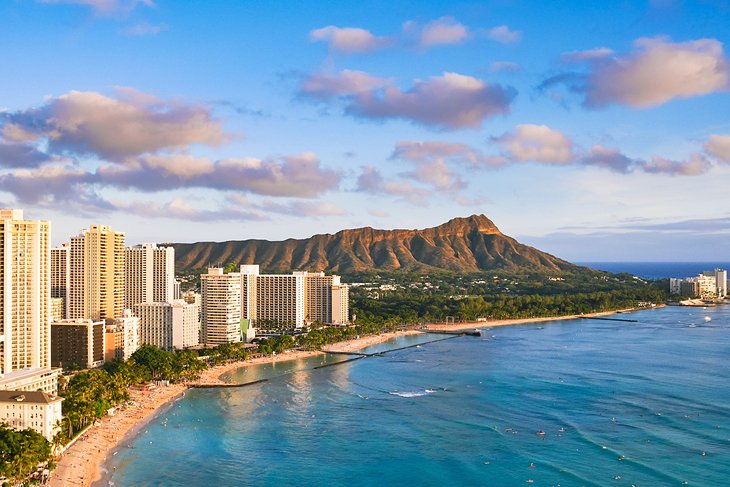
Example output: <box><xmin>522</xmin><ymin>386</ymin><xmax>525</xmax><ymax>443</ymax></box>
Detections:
<box><xmin>1</xmin><ymin>0</ymin><xmax>729</xmax><ymax>261</ymax></box>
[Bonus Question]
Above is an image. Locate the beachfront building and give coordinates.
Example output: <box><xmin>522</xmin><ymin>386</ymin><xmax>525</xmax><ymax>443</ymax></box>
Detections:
<box><xmin>51</xmin><ymin>319</ymin><xmax>105</xmax><ymax>369</ymax></box>
<box><xmin>134</xmin><ymin>300</ymin><xmax>200</xmax><ymax>350</ymax></box>
<box><xmin>125</xmin><ymin>243</ymin><xmax>176</xmax><ymax>309</ymax></box>
<box><xmin>0</xmin><ymin>209</ymin><xmax>59</xmax><ymax>395</ymax></box>
<box><xmin>670</xmin><ymin>269</ymin><xmax>728</xmax><ymax>299</ymax></box>
<box><xmin>331</xmin><ymin>284</ymin><xmax>350</xmax><ymax>325</ymax></box>
<box><xmin>252</xmin><ymin>270</ymin><xmax>305</xmax><ymax>335</ymax></box>
<box><xmin>0</xmin><ymin>390</ymin><xmax>63</xmax><ymax>441</ymax></box>
<box><xmin>238</xmin><ymin>265</ymin><xmax>348</xmax><ymax>333</ymax></box>
<box><xmin>103</xmin><ymin>309</ymin><xmax>140</xmax><ymax>362</ymax></box>
<box><xmin>67</xmin><ymin>225</ymin><xmax>125</xmax><ymax>321</ymax></box>
<box><xmin>51</xmin><ymin>244</ymin><xmax>69</xmax><ymax>319</ymax></box>
<box><xmin>201</xmin><ymin>268</ymin><xmax>242</xmax><ymax>345</ymax></box>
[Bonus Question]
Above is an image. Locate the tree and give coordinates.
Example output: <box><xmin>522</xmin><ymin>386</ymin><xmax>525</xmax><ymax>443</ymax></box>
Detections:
<box><xmin>0</xmin><ymin>424</ymin><xmax>53</xmax><ymax>484</ymax></box>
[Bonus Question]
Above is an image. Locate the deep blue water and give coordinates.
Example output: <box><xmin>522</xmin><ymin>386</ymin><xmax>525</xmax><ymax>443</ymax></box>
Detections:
<box><xmin>578</xmin><ymin>262</ymin><xmax>730</xmax><ymax>280</ymax></box>
<box><xmin>102</xmin><ymin>306</ymin><xmax>730</xmax><ymax>486</ymax></box>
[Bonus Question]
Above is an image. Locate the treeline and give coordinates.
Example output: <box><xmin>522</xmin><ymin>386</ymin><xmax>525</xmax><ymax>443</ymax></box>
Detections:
<box><xmin>352</xmin><ymin>285</ymin><xmax>666</xmax><ymax>323</ymax></box>
<box><xmin>57</xmin><ymin>345</ymin><xmax>206</xmax><ymax>443</ymax></box>
<box><xmin>0</xmin><ymin>425</ymin><xmax>52</xmax><ymax>485</ymax></box>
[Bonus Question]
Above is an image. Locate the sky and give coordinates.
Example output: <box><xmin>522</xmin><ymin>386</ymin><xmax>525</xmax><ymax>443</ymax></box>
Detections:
<box><xmin>1</xmin><ymin>0</ymin><xmax>729</xmax><ymax>261</ymax></box>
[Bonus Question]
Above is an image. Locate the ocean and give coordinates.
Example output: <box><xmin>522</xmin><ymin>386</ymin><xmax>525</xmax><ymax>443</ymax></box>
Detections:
<box><xmin>578</xmin><ymin>262</ymin><xmax>730</xmax><ymax>280</ymax></box>
<box><xmin>102</xmin><ymin>304</ymin><xmax>730</xmax><ymax>486</ymax></box>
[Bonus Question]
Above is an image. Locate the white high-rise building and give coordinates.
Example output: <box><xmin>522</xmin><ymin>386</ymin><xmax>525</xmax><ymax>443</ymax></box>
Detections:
<box><xmin>201</xmin><ymin>268</ymin><xmax>241</xmax><ymax>345</ymax></box>
<box><xmin>134</xmin><ymin>300</ymin><xmax>200</xmax><ymax>350</ymax></box>
<box><xmin>238</xmin><ymin>265</ymin><xmax>348</xmax><ymax>332</ymax></box>
<box><xmin>715</xmin><ymin>269</ymin><xmax>727</xmax><ymax>297</ymax></box>
<box><xmin>67</xmin><ymin>225</ymin><xmax>125</xmax><ymax>321</ymax></box>
<box><xmin>125</xmin><ymin>243</ymin><xmax>175</xmax><ymax>309</ymax></box>
<box><xmin>0</xmin><ymin>209</ymin><xmax>58</xmax><ymax>394</ymax></box>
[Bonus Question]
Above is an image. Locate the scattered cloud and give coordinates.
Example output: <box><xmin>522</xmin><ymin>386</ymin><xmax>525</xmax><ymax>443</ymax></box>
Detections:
<box><xmin>404</xmin><ymin>16</ymin><xmax>470</xmax><ymax>48</ymax></box>
<box><xmin>485</xmin><ymin>25</ymin><xmax>522</xmax><ymax>44</ymax></box>
<box><xmin>579</xmin><ymin>145</ymin><xmax>636</xmax><ymax>173</ymax></box>
<box><xmin>1</xmin><ymin>88</ymin><xmax>227</xmax><ymax>160</ymax></box>
<box><xmin>545</xmin><ymin>37</ymin><xmax>730</xmax><ymax>108</ymax></box>
<box><xmin>488</xmin><ymin>61</ymin><xmax>522</xmax><ymax>73</ymax></box>
<box><xmin>642</xmin><ymin>153</ymin><xmax>712</xmax><ymax>175</ymax></box>
<box><xmin>348</xmin><ymin>72</ymin><xmax>515</xmax><ymax>129</ymax></box>
<box><xmin>0</xmin><ymin>142</ymin><xmax>54</xmax><ymax>168</ymax></box>
<box><xmin>356</xmin><ymin>165</ymin><xmax>429</xmax><ymax>204</ymax></box>
<box><xmin>98</xmin><ymin>152</ymin><xmax>342</xmax><ymax>197</ymax></box>
<box><xmin>38</xmin><ymin>0</ymin><xmax>154</xmax><ymax>16</ymax></box>
<box><xmin>560</xmin><ymin>48</ymin><xmax>614</xmax><ymax>64</ymax></box>
<box><xmin>299</xmin><ymin>70</ymin><xmax>392</xmax><ymax>100</ymax></box>
<box><xmin>400</xmin><ymin>158</ymin><xmax>466</xmax><ymax>192</ymax></box>
<box><xmin>493</xmin><ymin>124</ymin><xmax>574</xmax><ymax>164</ymax></box>
<box><xmin>704</xmin><ymin>134</ymin><xmax>730</xmax><ymax>162</ymax></box>
<box><xmin>123</xmin><ymin>22</ymin><xmax>168</xmax><ymax>36</ymax></box>
<box><xmin>368</xmin><ymin>208</ymin><xmax>389</xmax><ymax>218</ymax></box>
<box><xmin>309</xmin><ymin>26</ymin><xmax>391</xmax><ymax>54</ymax></box>
<box><xmin>392</xmin><ymin>141</ymin><xmax>506</xmax><ymax>168</ymax></box>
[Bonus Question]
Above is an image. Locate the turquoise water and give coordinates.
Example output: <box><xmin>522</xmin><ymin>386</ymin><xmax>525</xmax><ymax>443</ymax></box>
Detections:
<box><xmin>102</xmin><ymin>306</ymin><xmax>730</xmax><ymax>486</ymax></box>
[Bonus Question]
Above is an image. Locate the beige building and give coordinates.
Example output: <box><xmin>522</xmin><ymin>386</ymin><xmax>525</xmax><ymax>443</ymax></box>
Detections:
<box><xmin>51</xmin><ymin>297</ymin><xmax>64</xmax><ymax>323</ymax></box>
<box><xmin>255</xmin><ymin>271</ymin><xmax>305</xmax><ymax>331</ymax></box>
<box><xmin>51</xmin><ymin>244</ymin><xmax>69</xmax><ymax>319</ymax></box>
<box><xmin>104</xmin><ymin>309</ymin><xmax>140</xmax><ymax>361</ymax></box>
<box><xmin>125</xmin><ymin>243</ymin><xmax>175</xmax><ymax>309</ymax></box>
<box><xmin>201</xmin><ymin>268</ymin><xmax>241</xmax><ymax>345</ymax></box>
<box><xmin>51</xmin><ymin>319</ymin><xmax>104</xmax><ymax>369</ymax></box>
<box><xmin>331</xmin><ymin>284</ymin><xmax>350</xmax><ymax>325</ymax></box>
<box><xmin>0</xmin><ymin>390</ymin><xmax>63</xmax><ymax>441</ymax></box>
<box><xmin>0</xmin><ymin>209</ymin><xmax>58</xmax><ymax>394</ymax></box>
<box><xmin>135</xmin><ymin>300</ymin><xmax>200</xmax><ymax>350</ymax></box>
<box><xmin>67</xmin><ymin>225</ymin><xmax>125</xmax><ymax>321</ymax></box>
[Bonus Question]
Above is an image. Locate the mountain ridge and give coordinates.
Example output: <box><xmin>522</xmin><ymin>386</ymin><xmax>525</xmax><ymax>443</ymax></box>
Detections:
<box><xmin>170</xmin><ymin>214</ymin><xmax>579</xmax><ymax>274</ymax></box>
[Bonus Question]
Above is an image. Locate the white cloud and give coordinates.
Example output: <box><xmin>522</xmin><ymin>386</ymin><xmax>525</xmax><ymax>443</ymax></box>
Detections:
<box><xmin>1</xmin><ymin>88</ymin><xmax>227</xmax><ymax>160</ymax></box>
<box><xmin>348</xmin><ymin>72</ymin><xmax>515</xmax><ymax>130</ymax></box>
<box><xmin>493</xmin><ymin>124</ymin><xmax>574</xmax><ymax>164</ymax></box>
<box><xmin>300</xmin><ymin>70</ymin><xmax>393</xmax><ymax>100</ymax></box>
<box><xmin>486</xmin><ymin>25</ymin><xmax>522</xmax><ymax>44</ymax></box>
<box><xmin>586</xmin><ymin>37</ymin><xmax>730</xmax><ymax>107</ymax></box>
<box><xmin>414</xmin><ymin>17</ymin><xmax>469</xmax><ymax>47</ymax></box>
<box><xmin>704</xmin><ymin>134</ymin><xmax>730</xmax><ymax>162</ymax></box>
<box><xmin>309</xmin><ymin>26</ymin><xmax>391</xmax><ymax>54</ymax></box>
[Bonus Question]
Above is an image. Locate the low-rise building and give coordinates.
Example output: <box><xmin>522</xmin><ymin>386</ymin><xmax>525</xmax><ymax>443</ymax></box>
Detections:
<box><xmin>0</xmin><ymin>390</ymin><xmax>63</xmax><ymax>441</ymax></box>
<box><xmin>51</xmin><ymin>319</ymin><xmax>105</xmax><ymax>369</ymax></box>
<box><xmin>135</xmin><ymin>300</ymin><xmax>200</xmax><ymax>350</ymax></box>
<box><xmin>104</xmin><ymin>309</ymin><xmax>141</xmax><ymax>361</ymax></box>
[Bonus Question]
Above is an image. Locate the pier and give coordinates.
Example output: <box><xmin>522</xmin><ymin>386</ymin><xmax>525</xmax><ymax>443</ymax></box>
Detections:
<box><xmin>579</xmin><ymin>316</ymin><xmax>638</xmax><ymax>323</ymax></box>
<box><xmin>192</xmin><ymin>378</ymin><xmax>269</xmax><ymax>389</ymax></box>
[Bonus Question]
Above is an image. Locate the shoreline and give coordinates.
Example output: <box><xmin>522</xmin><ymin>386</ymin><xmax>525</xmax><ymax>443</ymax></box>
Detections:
<box><xmin>51</xmin><ymin>306</ymin><xmax>654</xmax><ymax>486</ymax></box>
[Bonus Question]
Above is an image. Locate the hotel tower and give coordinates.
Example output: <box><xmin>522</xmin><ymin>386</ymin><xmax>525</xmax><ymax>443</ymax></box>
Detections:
<box><xmin>0</xmin><ymin>209</ymin><xmax>58</xmax><ymax>393</ymax></box>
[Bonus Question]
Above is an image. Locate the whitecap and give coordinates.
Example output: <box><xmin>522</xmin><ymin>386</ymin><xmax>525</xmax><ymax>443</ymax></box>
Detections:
<box><xmin>389</xmin><ymin>389</ymin><xmax>434</xmax><ymax>398</ymax></box>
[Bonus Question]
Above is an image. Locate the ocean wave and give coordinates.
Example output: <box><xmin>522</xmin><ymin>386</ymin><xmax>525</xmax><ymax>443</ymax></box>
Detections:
<box><xmin>389</xmin><ymin>389</ymin><xmax>435</xmax><ymax>398</ymax></box>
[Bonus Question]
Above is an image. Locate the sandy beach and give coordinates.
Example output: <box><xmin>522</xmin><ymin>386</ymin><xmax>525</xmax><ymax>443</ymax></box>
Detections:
<box><xmin>422</xmin><ymin>308</ymin><xmax>645</xmax><ymax>332</ymax></box>
<box><xmin>50</xmin><ymin>308</ymin><xmax>650</xmax><ymax>486</ymax></box>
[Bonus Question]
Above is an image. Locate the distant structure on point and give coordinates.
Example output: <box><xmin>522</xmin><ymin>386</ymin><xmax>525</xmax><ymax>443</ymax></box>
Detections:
<box><xmin>669</xmin><ymin>269</ymin><xmax>728</xmax><ymax>299</ymax></box>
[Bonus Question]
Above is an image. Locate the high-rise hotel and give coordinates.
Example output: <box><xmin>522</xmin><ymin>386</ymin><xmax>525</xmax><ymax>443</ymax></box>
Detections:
<box><xmin>125</xmin><ymin>243</ymin><xmax>176</xmax><ymax>309</ymax></box>
<box><xmin>66</xmin><ymin>225</ymin><xmax>125</xmax><ymax>321</ymax></box>
<box><xmin>0</xmin><ymin>209</ymin><xmax>58</xmax><ymax>394</ymax></box>
<box><xmin>201</xmin><ymin>264</ymin><xmax>349</xmax><ymax>343</ymax></box>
